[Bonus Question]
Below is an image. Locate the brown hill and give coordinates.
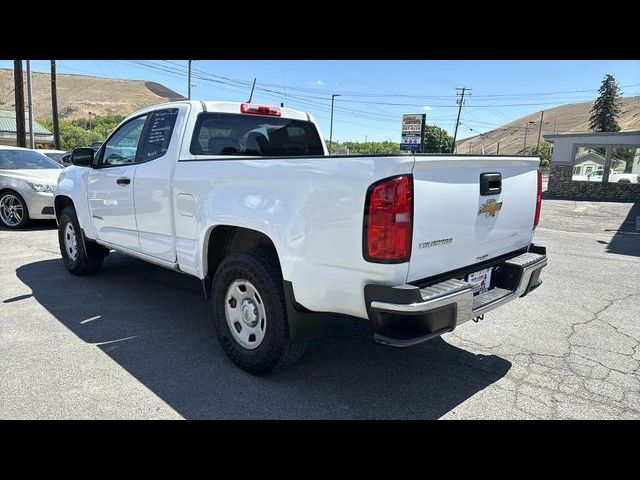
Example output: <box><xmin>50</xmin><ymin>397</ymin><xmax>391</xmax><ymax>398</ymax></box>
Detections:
<box><xmin>0</xmin><ymin>68</ymin><xmax>185</xmax><ymax>120</ymax></box>
<box><xmin>456</xmin><ymin>96</ymin><xmax>640</xmax><ymax>155</ymax></box>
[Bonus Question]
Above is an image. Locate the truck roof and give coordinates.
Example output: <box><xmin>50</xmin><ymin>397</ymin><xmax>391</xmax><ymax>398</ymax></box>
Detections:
<box><xmin>126</xmin><ymin>100</ymin><xmax>311</xmax><ymax>122</ymax></box>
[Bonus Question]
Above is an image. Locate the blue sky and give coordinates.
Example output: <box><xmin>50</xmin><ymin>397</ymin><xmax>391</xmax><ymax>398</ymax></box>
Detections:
<box><xmin>1</xmin><ymin>60</ymin><xmax>639</xmax><ymax>142</ymax></box>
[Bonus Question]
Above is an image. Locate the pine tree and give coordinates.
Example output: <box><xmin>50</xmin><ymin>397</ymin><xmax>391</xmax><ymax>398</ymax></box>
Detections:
<box><xmin>589</xmin><ymin>74</ymin><xmax>622</xmax><ymax>132</ymax></box>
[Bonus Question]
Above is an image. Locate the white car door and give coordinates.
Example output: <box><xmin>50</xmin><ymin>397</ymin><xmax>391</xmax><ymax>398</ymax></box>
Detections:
<box><xmin>87</xmin><ymin>114</ymin><xmax>149</xmax><ymax>250</ymax></box>
<box><xmin>133</xmin><ymin>107</ymin><xmax>185</xmax><ymax>262</ymax></box>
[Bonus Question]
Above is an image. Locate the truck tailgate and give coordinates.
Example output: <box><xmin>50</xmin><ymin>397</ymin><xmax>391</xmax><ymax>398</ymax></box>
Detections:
<box><xmin>407</xmin><ymin>156</ymin><xmax>539</xmax><ymax>283</ymax></box>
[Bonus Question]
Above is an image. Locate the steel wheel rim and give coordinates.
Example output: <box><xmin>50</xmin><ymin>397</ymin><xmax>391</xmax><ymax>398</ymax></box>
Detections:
<box><xmin>224</xmin><ymin>279</ymin><xmax>267</xmax><ymax>349</ymax></box>
<box><xmin>0</xmin><ymin>194</ymin><xmax>24</xmax><ymax>227</ymax></box>
<box><xmin>64</xmin><ymin>222</ymin><xmax>78</xmax><ymax>262</ymax></box>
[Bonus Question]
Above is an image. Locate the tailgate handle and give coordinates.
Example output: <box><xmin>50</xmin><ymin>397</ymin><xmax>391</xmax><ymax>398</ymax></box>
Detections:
<box><xmin>480</xmin><ymin>173</ymin><xmax>502</xmax><ymax>196</ymax></box>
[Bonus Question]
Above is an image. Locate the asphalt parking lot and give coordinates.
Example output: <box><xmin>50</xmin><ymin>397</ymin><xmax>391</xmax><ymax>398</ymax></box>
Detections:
<box><xmin>1</xmin><ymin>199</ymin><xmax>639</xmax><ymax>419</ymax></box>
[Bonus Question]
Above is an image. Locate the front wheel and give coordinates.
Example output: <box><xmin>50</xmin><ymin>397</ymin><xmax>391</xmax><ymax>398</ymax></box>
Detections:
<box><xmin>58</xmin><ymin>207</ymin><xmax>107</xmax><ymax>275</ymax></box>
<box><xmin>211</xmin><ymin>248</ymin><xmax>306</xmax><ymax>374</ymax></box>
<box><xmin>0</xmin><ymin>191</ymin><xmax>30</xmax><ymax>229</ymax></box>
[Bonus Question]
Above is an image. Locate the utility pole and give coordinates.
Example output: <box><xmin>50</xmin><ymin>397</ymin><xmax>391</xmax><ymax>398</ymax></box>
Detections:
<box><xmin>329</xmin><ymin>94</ymin><xmax>340</xmax><ymax>154</ymax></box>
<box><xmin>523</xmin><ymin>121</ymin><xmax>534</xmax><ymax>155</ymax></box>
<box><xmin>51</xmin><ymin>60</ymin><xmax>60</xmax><ymax>149</ymax></box>
<box><xmin>13</xmin><ymin>60</ymin><xmax>26</xmax><ymax>148</ymax></box>
<box><xmin>188</xmin><ymin>60</ymin><xmax>192</xmax><ymax>100</ymax></box>
<box><xmin>496</xmin><ymin>141</ymin><xmax>500</xmax><ymax>154</ymax></box>
<box><xmin>480</xmin><ymin>134</ymin><xmax>486</xmax><ymax>154</ymax></box>
<box><xmin>553</xmin><ymin>116</ymin><xmax>557</xmax><ymax>135</ymax></box>
<box><xmin>26</xmin><ymin>60</ymin><xmax>35</xmax><ymax>149</ymax></box>
<box><xmin>535</xmin><ymin>111</ymin><xmax>544</xmax><ymax>153</ymax></box>
<box><xmin>452</xmin><ymin>87</ymin><xmax>470</xmax><ymax>153</ymax></box>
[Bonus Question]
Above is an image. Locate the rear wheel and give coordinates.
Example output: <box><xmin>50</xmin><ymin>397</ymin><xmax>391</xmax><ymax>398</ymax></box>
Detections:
<box><xmin>211</xmin><ymin>248</ymin><xmax>306</xmax><ymax>374</ymax></box>
<box><xmin>58</xmin><ymin>206</ymin><xmax>107</xmax><ymax>275</ymax></box>
<box><xmin>0</xmin><ymin>191</ymin><xmax>30</xmax><ymax>229</ymax></box>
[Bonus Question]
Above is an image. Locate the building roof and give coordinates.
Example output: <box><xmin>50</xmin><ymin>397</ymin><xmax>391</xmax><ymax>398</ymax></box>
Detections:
<box><xmin>0</xmin><ymin>110</ymin><xmax>52</xmax><ymax>136</ymax></box>
<box><xmin>544</xmin><ymin>130</ymin><xmax>640</xmax><ymax>141</ymax></box>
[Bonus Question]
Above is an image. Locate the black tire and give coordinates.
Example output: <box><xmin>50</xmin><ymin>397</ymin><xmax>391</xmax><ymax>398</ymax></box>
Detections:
<box><xmin>0</xmin><ymin>190</ymin><xmax>30</xmax><ymax>229</ymax></box>
<box><xmin>58</xmin><ymin>206</ymin><xmax>107</xmax><ymax>275</ymax></box>
<box><xmin>211</xmin><ymin>248</ymin><xmax>306</xmax><ymax>374</ymax></box>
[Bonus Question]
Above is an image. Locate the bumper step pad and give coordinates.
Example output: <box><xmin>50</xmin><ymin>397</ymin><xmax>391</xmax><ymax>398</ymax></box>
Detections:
<box><xmin>370</xmin><ymin>251</ymin><xmax>547</xmax><ymax>347</ymax></box>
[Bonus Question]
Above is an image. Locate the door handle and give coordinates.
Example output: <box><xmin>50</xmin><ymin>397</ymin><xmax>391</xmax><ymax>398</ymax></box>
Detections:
<box><xmin>480</xmin><ymin>172</ymin><xmax>501</xmax><ymax>196</ymax></box>
<box><xmin>116</xmin><ymin>177</ymin><xmax>131</xmax><ymax>186</ymax></box>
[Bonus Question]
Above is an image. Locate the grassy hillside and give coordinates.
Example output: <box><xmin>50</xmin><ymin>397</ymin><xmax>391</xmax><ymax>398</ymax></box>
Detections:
<box><xmin>0</xmin><ymin>68</ymin><xmax>185</xmax><ymax>120</ymax></box>
<box><xmin>456</xmin><ymin>96</ymin><xmax>640</xmax><ymax>155</ymax></box>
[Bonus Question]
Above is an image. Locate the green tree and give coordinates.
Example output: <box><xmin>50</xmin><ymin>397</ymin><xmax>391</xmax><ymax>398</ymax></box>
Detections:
<box><xmin>327</xmin><ymin>140</ymin><xmax>400</xmax><ymax>155</ymax></box>
<box><xmin>421</xmin><ymin>125</ymin><xmax>454</xmax><ymax>153</ymax></box>
<box><xmin>531</xmin><ymin>141</ymin><xmax>551</xmax><ymax>168</ymax></box>
<box><xmin>40</xmin><ymin>114</ymin><xmax>124</xmax><ymax>150</ymax></box>
<box><xmin>589</xmin><ymin>74</ymin><xmax>622</xmax><ymax>132</ymax></box>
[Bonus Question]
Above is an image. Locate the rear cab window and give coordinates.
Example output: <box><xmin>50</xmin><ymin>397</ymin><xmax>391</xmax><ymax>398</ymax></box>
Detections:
<box><xmin>189</xmin><ymin>113</ymin><xmax>324</xmax><ymax>157</ymax></box>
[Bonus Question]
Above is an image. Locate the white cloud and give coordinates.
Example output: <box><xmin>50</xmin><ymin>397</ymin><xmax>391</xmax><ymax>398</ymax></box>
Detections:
<box><xmin>422</xmin><ymin>106</ymin><xmax>433</xmax><ymax>111</ymax></box>
<box><xmin>316</xmin><ymin>80</ymin><xmax>325</xmax><ymax>86</ymax></box>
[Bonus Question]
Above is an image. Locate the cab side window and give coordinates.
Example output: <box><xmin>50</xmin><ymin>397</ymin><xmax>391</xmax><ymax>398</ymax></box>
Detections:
<box><xmin>140</xmin><ymin>109</ymin><xmax>179</xmax><ymax>162</ymax></box>
<box><xmin>100</xmin><ymin>115</ymin><xmax>148</xmax><ymax>167</ymax></box>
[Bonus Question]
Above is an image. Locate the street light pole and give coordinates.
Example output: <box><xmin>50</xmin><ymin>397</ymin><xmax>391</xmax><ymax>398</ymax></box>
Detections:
<box><xmin>535</xmin><ymin>111</ymin><xmax>545</xmax><ymax>153</ymax></box>
<box><xmin>523</xmin><ymin>121</ymin><xmax>535</xmax><ymax>155</ymax></box>
<box><xmin>329</xmin><ymin>94</ymin><xmax>340</xmax><ymax>154</ymax></box>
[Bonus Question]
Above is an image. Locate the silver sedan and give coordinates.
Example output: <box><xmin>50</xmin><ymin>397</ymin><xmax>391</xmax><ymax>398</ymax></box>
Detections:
<box><xmin>0</xmin><ymin>145</ymin><xmax>64</xmax><ymax>229</ymax></box>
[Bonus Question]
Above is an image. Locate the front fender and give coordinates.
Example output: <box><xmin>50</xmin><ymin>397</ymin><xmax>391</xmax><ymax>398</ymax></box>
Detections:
<box><xmin>54</xmin><ymin>166</ymin><xmax>95</xmax><ymax>240</ymax></box>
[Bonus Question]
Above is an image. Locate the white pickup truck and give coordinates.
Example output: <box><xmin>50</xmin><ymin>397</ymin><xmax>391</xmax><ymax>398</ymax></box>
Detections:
<box><xmin>54</xmin><ymin>100</ymin><xmax>547</xmax><ymax>374</ymax></box>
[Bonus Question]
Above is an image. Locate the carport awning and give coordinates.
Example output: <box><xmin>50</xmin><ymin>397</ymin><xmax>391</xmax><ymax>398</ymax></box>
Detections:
<box><xmin>0</xmin><ymin>115</ymin><xmax>53</xmax><ymax>135</ymax></box>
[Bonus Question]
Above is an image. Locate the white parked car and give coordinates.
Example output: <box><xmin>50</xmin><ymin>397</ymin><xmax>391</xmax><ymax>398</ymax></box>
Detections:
<box><xmin>54</xmin><ymin>100</ymin><xmax>547</xmax><ymax>374</ymax></box>
<box><xmin>0</xmin><ymin>145</ymin><xmax>64</xmax><ymax>228</ymax></box>
<box><xmin>575</xmin><ymin>169</ymin><xmax>639</xmax><ymax>183</ymax></box>
<box><xmin>609</xmin><ymin>171</ymin><xmax>639</xmax><ymax>183</ymax></box>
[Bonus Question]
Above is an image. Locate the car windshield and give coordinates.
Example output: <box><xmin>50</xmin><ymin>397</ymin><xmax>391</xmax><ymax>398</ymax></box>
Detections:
<box><xmin>190</xmin><ymin>113</ymin><xmax>325</xmax><ymax>157</ymax></box>
<box><xmin>43</xmin><ymin>152</ymin><xmax>62</xmax><ymax>160</ymax></box>
<box><xmin>0</xmin><ymin>150</ymin><xmax>63</xmax><ymax>170</ymax></box>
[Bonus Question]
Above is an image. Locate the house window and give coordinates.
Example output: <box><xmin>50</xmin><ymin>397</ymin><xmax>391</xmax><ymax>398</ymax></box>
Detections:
<box><xmin>608</xmin><ymin>147</ymin><xmax>640</xmax><ymax>184</ymax></box>
<box><xmin>572</xmin><ymin>146</ymin><xmax>606</xmax><ymax>182</ymax></box>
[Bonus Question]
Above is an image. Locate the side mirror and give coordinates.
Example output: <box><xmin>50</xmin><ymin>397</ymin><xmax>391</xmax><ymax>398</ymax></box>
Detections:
<box><xmin>70</xmin><ymin>147</ymin><xmax>94</xmax><ymax>167</ymax></box>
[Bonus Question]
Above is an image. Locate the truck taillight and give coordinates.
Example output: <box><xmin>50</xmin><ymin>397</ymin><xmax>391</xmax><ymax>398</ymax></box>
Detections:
<box><xmin>363</xmin><ymin>175</ymin><xmax>413</xmax><ymax>263</ymax></box>
<box><xmin>241</xmin><ymin>103</ymin><xmax>281</xmax><ymax>117</ymax></box>
<box><xmin>534</xmin><ymin>169</ymin><xmax>542</xmax><ymax>228</ymax></box>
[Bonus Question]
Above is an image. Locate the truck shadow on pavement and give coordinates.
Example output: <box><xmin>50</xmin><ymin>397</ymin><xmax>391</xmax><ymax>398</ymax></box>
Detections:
<box><xmin>1</xmin><ymin>220</ymin><xmax>58</xmax><ymax>232</ymax></box>
<box><xmin>16</xmin><ymin>254</ymin><xmax>511</xmax><ymax>419</ymax></box>
<box><xmin>604</xmin><ymin>201</ymin><xmax>639</xmax><ymax>258</ymax></box>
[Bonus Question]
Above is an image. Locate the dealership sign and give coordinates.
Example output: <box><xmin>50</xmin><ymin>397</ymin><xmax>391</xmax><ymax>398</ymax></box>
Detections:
<box><xmin>400</xmin><ymin>114</ymin><xmax>426</xmax><ymax>152</ymax></box>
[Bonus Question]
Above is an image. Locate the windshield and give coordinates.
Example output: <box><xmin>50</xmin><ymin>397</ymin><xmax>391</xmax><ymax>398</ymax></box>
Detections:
<box><xmin>0</xmin><ymin>150</ymin><xmax>64</xmax><ymax>170</ymax></box>
<box><xmin>43</xmin><ymin>152</ymin><xmax>62</xmax><ymax>160</ymax></box>
<box><xmin>190</xmin><ymin>113</ymin><xmax>324</xmax><ymax>157</ymax></box>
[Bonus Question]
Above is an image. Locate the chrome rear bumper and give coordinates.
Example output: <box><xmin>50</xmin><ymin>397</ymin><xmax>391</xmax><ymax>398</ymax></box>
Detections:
<box><xmin>365</xmin><ymin>248</ymin><xmax>547</xmax><ymax>347</ymax></box>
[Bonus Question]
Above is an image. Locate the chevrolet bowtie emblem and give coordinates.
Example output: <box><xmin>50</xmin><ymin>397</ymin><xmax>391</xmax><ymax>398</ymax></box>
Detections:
<box><xmin>478</xmin><ymin>199</ymin><xmax>503</xmax><ymax>217</ymax></box>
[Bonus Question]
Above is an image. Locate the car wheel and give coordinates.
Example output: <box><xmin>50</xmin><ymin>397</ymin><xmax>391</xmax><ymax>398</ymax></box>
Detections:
<box><xmin>0</xmin><ymin>191</ymin><xmax>30</xmax><ymax>229</ymax></box>
<box><xmin>58</xmin><ymin>206</ymin><xmax>107</xmax><ymax>275</ymax></box>
<box><xmin>211</xmin><ymin>248</ymin><xmax>307</xmax><ymax>374</ymax></box>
